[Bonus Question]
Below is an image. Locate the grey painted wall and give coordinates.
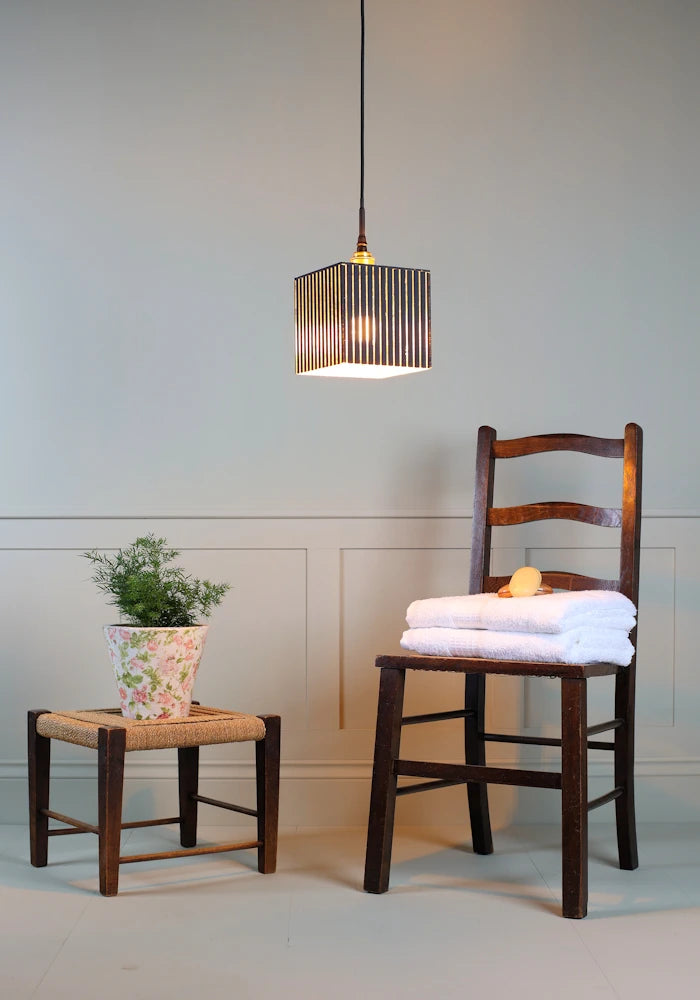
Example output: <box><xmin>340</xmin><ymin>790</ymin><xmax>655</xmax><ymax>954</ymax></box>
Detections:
<box><xmin>1</xmin><ymin>1</ymin><xmax>699</xmax><ymax>828</ymax></box>
<box><xmin>1</xmin><ymin>0</ymin><xmax>698</xmax><ymax>517</ymax></box>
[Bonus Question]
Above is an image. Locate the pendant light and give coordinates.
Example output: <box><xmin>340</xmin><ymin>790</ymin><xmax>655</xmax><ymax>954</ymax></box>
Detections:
<box><xmin>294</xmin><ymin>0</ymin><xmax>431</xmax><ymax>378</ymax></box>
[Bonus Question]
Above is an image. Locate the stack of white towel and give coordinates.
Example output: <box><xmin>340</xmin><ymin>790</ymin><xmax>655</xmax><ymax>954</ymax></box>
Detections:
<box><xmin>401</xmin><ymin>590</ymin><xmax>637</xmax><ymax>666</ymax></box>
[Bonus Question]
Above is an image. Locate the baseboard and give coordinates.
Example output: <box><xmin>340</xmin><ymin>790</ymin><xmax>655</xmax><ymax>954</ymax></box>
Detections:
<box><xmin>5</xmin><ymin>756</ymin><xmax>700</xmax><ymax>782</ymax></box>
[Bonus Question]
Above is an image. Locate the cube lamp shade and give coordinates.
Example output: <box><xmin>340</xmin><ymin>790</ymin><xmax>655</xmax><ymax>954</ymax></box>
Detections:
<box><xmin>293</xmin><ymin>1</ymin><xmax>431</xmax><ymax>380</ymax></box>
<box><xmin>294</xmin><ymin>261</ymin><xmax>431</xmax><ymax>378</ymax></box>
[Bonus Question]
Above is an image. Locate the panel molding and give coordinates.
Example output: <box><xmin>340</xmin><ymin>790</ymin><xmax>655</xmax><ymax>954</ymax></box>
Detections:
<box><xmin>0</xmin><ymin>507</ymin><xmax>698</xmax><ymax>520</ymax></box>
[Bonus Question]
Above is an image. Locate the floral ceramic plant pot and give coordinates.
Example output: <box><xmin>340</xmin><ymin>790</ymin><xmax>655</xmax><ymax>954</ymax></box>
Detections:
<box><xmin>103</xmin><ymin>625</ymin><xmax>209</xmax><ymax>720</ymax></box>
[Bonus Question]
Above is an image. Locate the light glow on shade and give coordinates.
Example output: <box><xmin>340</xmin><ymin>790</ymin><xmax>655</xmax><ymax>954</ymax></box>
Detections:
<box><xmin>300</xmin><ymin>363</ymin><xmax>428</xmax><ymax>379</ymax></box>
<box><xmin>294</xmin><ymin>260</ymin><xmax>431</xmax><ymax>377</ymax></box>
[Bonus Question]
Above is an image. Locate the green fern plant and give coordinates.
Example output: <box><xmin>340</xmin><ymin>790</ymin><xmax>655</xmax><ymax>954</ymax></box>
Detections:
<box><xmin>82</xmin><ymin>534</ymin><xmax>230</xmax><ymax>627</ymax></box>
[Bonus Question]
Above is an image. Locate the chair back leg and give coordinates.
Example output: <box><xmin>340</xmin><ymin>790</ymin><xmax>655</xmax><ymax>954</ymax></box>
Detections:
<box><xmin>178</xmin><ymin>746</ymin><xmax>200</xmax><ymax>848</ymax></box>
<box><xmin>614</xmin><ymin>668</ymin><xmax>639</xmax><ymax>870</ymax></box>
<box><xmin>561</xmin><ymin>679</ymin><xmax>588</xmax><ymax>918</ymax></box>
<box><xmin>28</xmin><ymin>710</ymin><xmax>51</xmax><ymax>868</ymax></box>
<box><xmin>98</xmin><ymin>726</ymin><xmax>126</xmax><ymax>897</ymax></box>
<box><xmin>464</xmin><ymin>675</ymin><xmax>493</xmax><ymax>854</ymax></box>
<box><xmin>364</xmin><ymin>665</ymin><xmax>406</xmax><ymax>893</ymax></box>
<box><xmin>256</xmin><ymin>714</ymin><xmax>281</xmax><ymax>874</ymax></box>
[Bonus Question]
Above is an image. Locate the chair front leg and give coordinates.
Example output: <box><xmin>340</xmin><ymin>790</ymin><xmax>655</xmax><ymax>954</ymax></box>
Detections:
<box><xmin>465</xmin><ymin>674</ymin><xmax>493</xmax><ymax>855</ymax></box>
<box><xmin>256</xmin><ymin>714</ymin><xmax>281</xmax><ymax>874</ymax></box>
<box><xmin>364</xmin><ymin>665</ymin><xmax>406</xmax><ymax>894</ymax></box>
<box><xmin>28</xmin><ymin>710</ymin><xmax>51</xmax><ymax>867</ymax></box>
<box><xmin>561</xmin><ymin>678</ymin><xmax>588</xmax><ymax>918</ymax></box>
<box><xmin>98</xmin><ymin>726</ymin><xmax>126</xmax><ymax>897</ymax></box>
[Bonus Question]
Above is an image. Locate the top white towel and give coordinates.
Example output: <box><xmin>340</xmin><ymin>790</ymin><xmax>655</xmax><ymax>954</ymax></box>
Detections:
<box><xmin>406</xmin><ymin>590</ymin><xmax>636</xmax><ymax>635</ymax></box>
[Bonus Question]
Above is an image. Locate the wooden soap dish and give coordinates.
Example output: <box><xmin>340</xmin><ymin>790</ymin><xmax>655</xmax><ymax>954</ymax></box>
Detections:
<box><xmin>497</xmin><ymin>583</ymin><xmax>553</xmax><ymax>599</ymax></box>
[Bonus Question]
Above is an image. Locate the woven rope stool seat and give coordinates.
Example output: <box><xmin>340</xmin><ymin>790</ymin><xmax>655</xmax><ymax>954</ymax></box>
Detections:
<box><xmin>36</xmin><ymin>705</ymin><xmax>266</xmax><ymax>751</ymax></box>
<box><xmin>28</xmin><ymin>703</ymin><xmax>280</xmax><ymax>896</ymax></box>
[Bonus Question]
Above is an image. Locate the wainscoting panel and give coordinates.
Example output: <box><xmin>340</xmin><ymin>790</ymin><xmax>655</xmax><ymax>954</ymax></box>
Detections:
<box><xmin>340</xmin><ymin>547</ymin><xmax>469</xmax><ymax>732</ymax></box>
<box><xmin>180</xmin><ymin>548</ymin><xmax>308</xmax><ymax>726</ymax></box>
<box><xmin>0</xmin><ymin>544</ymin><xmax>307</xmax><ymax>753</ymax></box>
<box><xmin>522</xmin><ymin>546</ymin><xmax>675</xmax><ymax>732</ymax></box>
<box><xmin>0</xmin><ymin>514</ymin><xmax>697</xmax><ymax>826</ymax></box>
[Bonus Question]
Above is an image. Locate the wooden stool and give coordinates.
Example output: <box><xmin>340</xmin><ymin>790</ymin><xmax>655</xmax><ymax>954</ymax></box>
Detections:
<box><xmin>28</xmin><ymin>704</ymin><xmax>280</xmax><ymax>895</ymax></box>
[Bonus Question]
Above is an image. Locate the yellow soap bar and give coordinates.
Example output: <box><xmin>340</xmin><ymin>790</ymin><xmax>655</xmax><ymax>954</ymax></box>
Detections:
<box><xmin>508</xmin><ymin>566</ymin><xmax>542</xmax><ymax>598</ymax></box>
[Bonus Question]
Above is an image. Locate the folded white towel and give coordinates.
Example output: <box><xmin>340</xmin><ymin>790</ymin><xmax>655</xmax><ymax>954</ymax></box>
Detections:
<box><xmin>400</xmin><ymin>626</ymin><xmax>634</xmax><ymax>666</ymax></box>
<box><xmin>406</xmin><ymin>590</ymin><xmax>636</xmax><ymax>635</ymax></box>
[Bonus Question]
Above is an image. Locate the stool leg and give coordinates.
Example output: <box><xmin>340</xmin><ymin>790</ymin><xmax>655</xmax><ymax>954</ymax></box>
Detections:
<box><xmin>364</xmin><ymin>665</ymin><xmax>406</xmax><ymax>894</ymax></box>
<box><xmin>28</xmin><ymin>710</ymin><xmax>51</xmax><ymax>867</ymax></box>
<box><xmin>178</xmin><ymin>747</ymin><xmax>199</xmax><ymax>848</ymax></box>
<box><xmin>256</xmin><ymin>715</ymin><xmax>280</xmax><ymax>874</ymax></box>
<box><xmin>98</xmin><ymin>727</ymin><xmax>126</xmax><ymax>897</ymax></box>
<box><xmin>561</xmin><ymin>678</ymin><xmax>588</xmax><ymax>919</ymax></box>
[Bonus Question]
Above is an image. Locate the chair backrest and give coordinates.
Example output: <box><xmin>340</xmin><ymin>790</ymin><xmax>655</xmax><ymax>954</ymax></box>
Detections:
<box><xmin>469</xmin><ymin>424</ymin><xmax>643</xmax><ymax>610</ymax></box>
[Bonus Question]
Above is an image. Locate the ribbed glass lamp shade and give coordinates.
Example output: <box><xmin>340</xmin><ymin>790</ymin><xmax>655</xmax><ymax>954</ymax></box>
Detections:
<box><xmin>294</xmin><ymin>261</ymin><xmax>431</xmax><ymax>378</ymax></box>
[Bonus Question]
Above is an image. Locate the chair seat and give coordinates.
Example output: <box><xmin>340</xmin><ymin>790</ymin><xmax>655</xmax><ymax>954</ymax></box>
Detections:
<box><xmin>35</xmin><ymin>704</ymin><xmax>266</xmax><ymax>751</ymax></box>
<box><xmin>377</xmin><ymin>653</ymin><xmax>623</xmax><ymax>679</ymax></box>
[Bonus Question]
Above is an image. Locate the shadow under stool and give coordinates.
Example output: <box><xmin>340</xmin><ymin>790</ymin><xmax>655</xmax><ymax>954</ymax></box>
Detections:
<box><xmin>28</xmin><ymin>704</ymin><xmax>280</xmax><ymax>895</ymax></box>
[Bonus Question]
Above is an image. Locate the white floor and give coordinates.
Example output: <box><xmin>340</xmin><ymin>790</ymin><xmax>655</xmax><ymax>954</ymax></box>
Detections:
<box><xmin>1</xmin><ymin>822</ymin><xmax>700</xmax><ymax>999</ymax></box>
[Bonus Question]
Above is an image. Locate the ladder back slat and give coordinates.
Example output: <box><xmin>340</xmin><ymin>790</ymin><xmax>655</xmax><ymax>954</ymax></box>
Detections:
<box><xmin>488</xmin><ymin>501</ymin><xmax>622</xmax><ymax>528</ymax></box>
<box><xmin>492</xmin><ymin>434</ymin><xmax>624</xmax><ymax>459</ymax></box>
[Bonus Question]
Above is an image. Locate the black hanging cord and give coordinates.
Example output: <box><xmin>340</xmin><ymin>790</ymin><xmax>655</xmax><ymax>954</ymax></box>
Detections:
<box><xmin>356</xmin><ymin>0</ymin><xmax>368</xmax><ymax>254</ymax></box>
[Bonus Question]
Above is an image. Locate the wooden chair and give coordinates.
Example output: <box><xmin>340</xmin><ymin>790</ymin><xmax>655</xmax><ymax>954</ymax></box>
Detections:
<box><xmin>364</xmin><ymin>424</ymin><xmax>642</xmax><ymax>918</ymax></box>
<box><xmin>28</xmin><ymin>704</ymin><xmax>280</xmax><ymax>895</ymax></box>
